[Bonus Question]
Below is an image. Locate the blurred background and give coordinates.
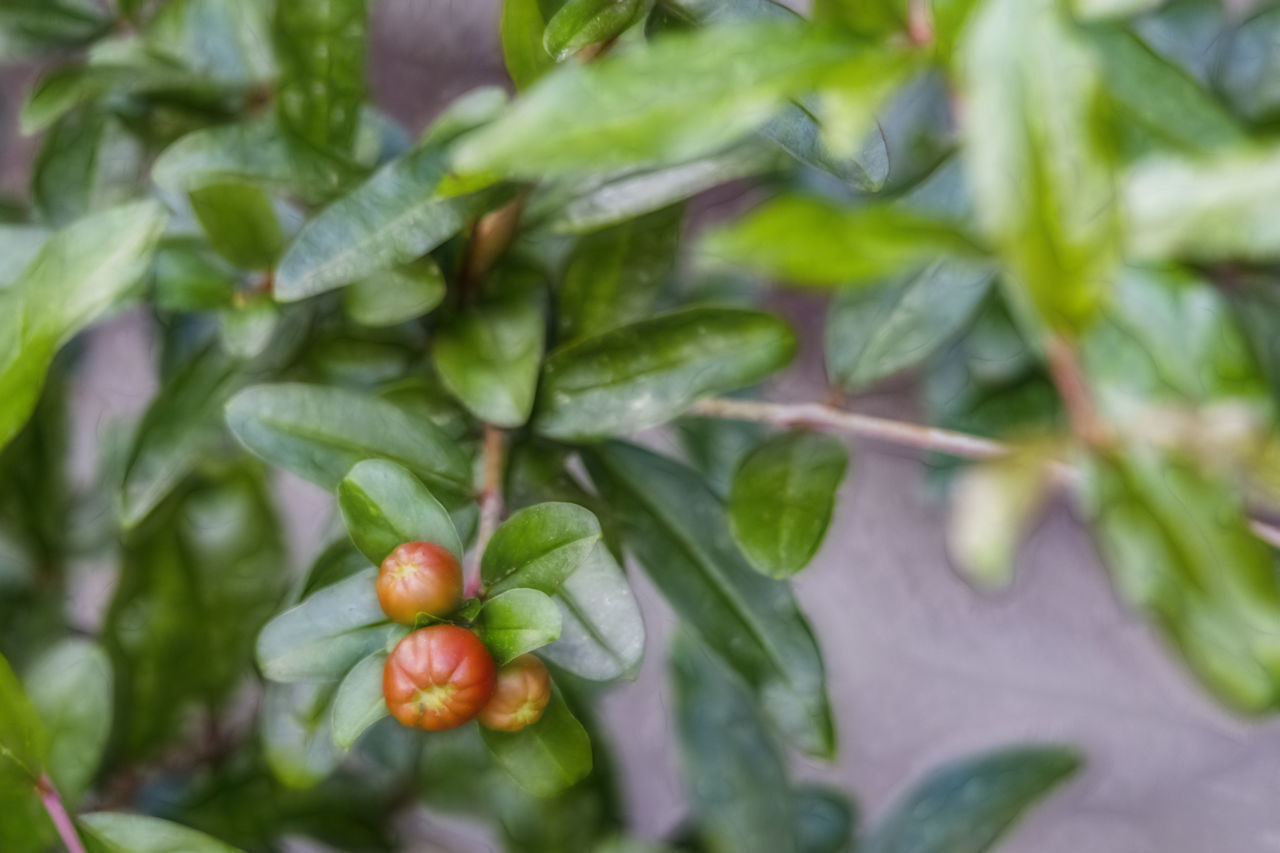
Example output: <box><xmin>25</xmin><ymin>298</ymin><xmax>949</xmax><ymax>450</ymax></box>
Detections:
<box><xmin>4</xmin><ymin>1</ymin><xmax>1280</xmax><ymax>851</ymax></box>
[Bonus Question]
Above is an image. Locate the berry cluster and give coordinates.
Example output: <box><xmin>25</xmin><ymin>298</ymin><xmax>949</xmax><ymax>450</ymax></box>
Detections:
<box><xmin>376</xmin><ymin>541</ymin><xmax>551</xmax><ymax>732</ymax></box>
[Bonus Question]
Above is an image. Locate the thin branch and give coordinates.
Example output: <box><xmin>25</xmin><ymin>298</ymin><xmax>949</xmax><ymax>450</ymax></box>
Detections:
<box><xmin>37</xmin><ymin>775</ymin><xmax>86</xmax><ymax>853</ymax></box>
<box><xmin>688</xmin><ymin>396</ymin><xmax>1280</xmax><ymax>549</ymax></box>
<box><xmin>465</xmin><ymin>426</ymin><xmax>507</xmax><ymax>598</ymax></box>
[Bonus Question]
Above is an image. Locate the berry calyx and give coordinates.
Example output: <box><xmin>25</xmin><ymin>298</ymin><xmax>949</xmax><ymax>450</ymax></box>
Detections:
<box><xmin>478</xmin><ymin>654</ymin><xmax>552</xmax><ymax>732</ymax></box>
<box><xmin>377</xmin><ymin>541</ymin><xmax>463</xmax><ymax>625</ymax></box>
<box><xmin>383</xmin><ymin>625</ymin><xmax>496</xmax><ymax>731</ymax></box>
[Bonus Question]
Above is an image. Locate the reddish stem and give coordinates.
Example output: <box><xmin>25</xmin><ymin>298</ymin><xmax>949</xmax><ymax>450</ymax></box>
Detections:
<box><xmin>37</xmin><ymin>775</ymin><xmax>86</xmax><ymax>853</ymax></box>
<box><xmin>465</xmin><ymin>426</ymin><xmax>507</xmax><ymax>597</ymax></box>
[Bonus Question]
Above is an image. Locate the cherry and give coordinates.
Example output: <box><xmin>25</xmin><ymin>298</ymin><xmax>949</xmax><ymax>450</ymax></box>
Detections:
<box><xmin>478</xmin><ymin>654</ymin><xmax>552</xmax><ymax>732</ymax></box>
<box><xmin>377</xmin><ymin>541</ymin><xmax>463</xmax><ymax>625</ymax></box>
<box><xmin>383</xmin><ymin>625</ymin><xmax>496</xmax><ymax>731</ymax></box>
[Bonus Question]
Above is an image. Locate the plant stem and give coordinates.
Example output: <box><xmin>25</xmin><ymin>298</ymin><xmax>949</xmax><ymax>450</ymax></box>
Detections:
<box><xmin>688</xmin><ymin>396</ymin><xmax>1280</xmax><ymax>548</ymax></box>
<box><xmin>466</xmin><ymin>425</ymin><xmax>507</xmax><ymax>597</ymax></box>
<box><xmin>36</xmin><ymin>775</ymin><xmax>86</xmax><ymax>853</ymax></box>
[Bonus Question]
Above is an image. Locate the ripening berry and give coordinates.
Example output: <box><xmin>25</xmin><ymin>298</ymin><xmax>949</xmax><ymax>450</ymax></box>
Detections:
<box><xmin>377</xmin><ymin>541</ymin><xmax>463</xmax><ymax>625</ymax></box>
<box><xmin>478</xmin><ymin>654</ymin><xmax>552</xmax><ymax>732</ymax></box>
<box><xmin>383</xmin><ymin>625</ymin><xmax>496</xmax><ymax>731</ymax></box>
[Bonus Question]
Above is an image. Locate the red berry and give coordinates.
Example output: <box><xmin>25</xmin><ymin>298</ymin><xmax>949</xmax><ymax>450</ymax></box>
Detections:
<box><xmin>383</xmin><ymin>625</ymin><xmax>496</xmax><ymax>731</ymax></box>
<box><xmin>478</xmin><ymin>655</ymin><xmax>552</xmax><ymax>732</ymax></box>
<box><xmin>377</xmin><ymin>541</ymin><xmax>463</xmax><ymax>625</ymax></box>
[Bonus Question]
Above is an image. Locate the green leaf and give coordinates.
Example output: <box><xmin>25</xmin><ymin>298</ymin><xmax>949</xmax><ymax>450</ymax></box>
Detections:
<box><xmin>256</xmin><ymin>568</ymin><xmax>407</xmax><ymax>683</ymax></box>
<box><xmin>480</xmin><ymin>688</ymin><xmax>592</xmax><ymax>796</ymax></box>
<box><xmin>792</xmin><ymin>786</ymin><xmax>855</xmax><ymax>853</ymax></box>
<box><xmin>0</xmin><ymin>1</ymin><xmax>110</xmax><ymax>60</ymax></box>
<box><xmin>1123</xmin><ymin>146</ymin><xmax>1280</xmax><ymax>263</ymax></box>
<box><xmin>0</xmin><ymin>226</ymin><xmax>49</xmax><ymax>289</ymax></box>
<box><xmin>476</xmin><ymin>589</ymin><xmax>564</xmax><ymax>664</ymax></box>
<box><xmin>23</xmin><ymin>640</ymin><xmax>111</xmax><ymax>803</ymax></box>
<box><xmin>861</xmin><ymin>746</ymin><xmax>1080</xmax><ymax>853</ymax></box>
<box><xmin>225</xmin><ymin>383</ymin><xmax>472</xmax><ymax>501</ymax></box>
<box><xmin>189</xmin><ymin>181</ymin><xmax>284</xmax><ymax>270</ymax></box>
<box><xmin>79</xmin><ymin>813</ymin><xmax>246</xmax><ymax>853</ymax></box>
<box><xmin>1088</xmin><ymin>450</ymin><xmax>1280</xmax><ymax>712</ymax></box>
<box><xmin>501</xmin><ymin>0</ymin><xmax>564</xmax><ymax>89</ymax></box>
<box><xmin>218</xmin><ymin>293</ymin><xmax>280</xmax><ymax>359</ymax></box>
<box><xmin>0</xmin><ymin>200</ymin><xmax>166</xmax><ymax>451</ymax></box>
<box><xmin>454</xmin><ymin>23</ymin><xmax>867</xmax><ymax>178</ymax></box>
<box><xmin>1073</xmin><ymin>0</ymin><xmax>1165</xmax><ymax>19</ymax></box>
<box><xmin>702</xmin><ymin>195</ymin><xmax>981</xmax><ymax>287</ymax></box>
<box><xmin>1216</xmin><ymin>7</ymin><xmax>1280</xmax><ymax>124</ymax></box>
<box><xmin>153</xmin><ymin>118</ymin><xmax>357</xmax><ymax>206</ymax></box>
<box><xmin>958</xmin><ymin>0</ymin><xmax>1118</xmax><ymax>333</ymax></box>
<box><xmin>145</xmin><ymin>0</ymin><xmax>276</xmax><ymax>87</ymax></box>
<box><xmin>671</xmin><ymin>632</ymin><xmax>799</xmax><ymax>853</ymax></box>
<box><xmin>0</xmin><ymin>651</ymin><xmax>45</xmax><ymax>781</ymax></box>
<box><xmin>586</xmin><ymin>443</ymin><xmax>834</xmax><ymax>756</ymax></box>
<box><xmin>543</xmin><ymin>0</ymin><xmax>646</xmax><ymax>60</ymax></box>
<box><xmin>432</xmin><ymin>272</ymin><xmax>546</xmax><ymax>427</ymax></box>
<box><xmin>262</xmin><ymin>681</ymin><xmax>342</xmax><ymax>788</ymax></box>
<box><xmin>760</xmin><ymin>100</ymin><xmax>890</xmax><ymax>192</ymax></box>
<box><xmin>273</xmin><ymin>0</ymin><xmax>367</xmax><ymax>154</ymax></box>
<box><xmin>274</xmin><ymin>142</ymin><xmax>507</xmax><ymax>301</ymax></box>
<box><xmin>728</xmin><ymin>431</ymin><xmax>848</xmax><ymax>578</ymax></box>
<box><xmin>535</xmin><ymin>307</ymin><xmax>796</xmax><ymax>441</ymax></box>
<box><xmin>558</xmin><ymin>205</ymin><xmax>682</xmax><ymax>341</ymax></box>
<box><xmin>824</xmin><ymin>259</ymin><xmax>994</xmax><ymax>392</ymax></box>
<box><xmin>946</xmin><ymin>451</ymin><xmax>1052</xmax><ymax>592</ymax></box>
<box><xmin>331</xmin><ymin>650</ymin><xmax>389</xmax><ymax>750</ymax></box>
<box><xmin>482</xmin><ymin>502</ymin><xmax>644</xmax><ymax>680</ymax></box>
<box><xmin>33</xmin><ymin>108</ymin><xmax>143</xmax><ymax>227</ymax></box>
<box><xmin>342</xmin><ymin>258</ymin><xmax>446</xmax><ymax>327</ymax></box>
<box><xmin>337</xmin><ymin>458</ymin><xmax>464</xmax><ymax>564</ymax></box>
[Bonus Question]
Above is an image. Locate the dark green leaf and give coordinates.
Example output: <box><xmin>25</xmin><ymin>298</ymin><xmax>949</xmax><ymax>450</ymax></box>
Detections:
<box><xmin>337</xmin><ymin>458</ymin><xmax>464</xmax><ymax>564</ymax></box>
<box><xmin>861</xmin><ymin>746</ymin><xmax>1080</xmax><ymax>853</ymax></box>
<box><xmin>23</xmin><ymin>639</ymin><xmax>111</xmax><ymax>803</ymax></box>
<box><xmin>225</xmin><ymin>383</ymin><xmax>472</xmax><ymax>501</ymax></box>
<box><xmin>586</xmin><ymin>443</ymin><xmax>834</xmax><ymax>756</ymax></box>
<box><xmin>331</xmin><ymin>650</ymin><xmax>389</xmax><ymax>750</ymax></box>
<box><xmin>342</xmin><ymin>258</ymin><xmax>446</xmax><ymax>327</ymax></box>
<box><xmin>558</xmin><ymin>205</ymin><xmax>682</xmax><ymax>341</ymax></box>
<box><xmin>535</xmin><ymin>307</ymin><xmax>796</xmax><ymax>441</ymax></box>
<box><xmin>0</xmin><ymin>201</ymin><xmax>166</xmax><ymax>450</ymax></box>
<box><xmin>256</xmin><ymin>568</ymin><xmax>407</xmax><ymax>683</ymax></box>
<box><xmin>702</xmin><ymin>195</ymin><xmax>981</xmax><ymax>287</ymax></box>
<box><xmin>33</xmin><ymin>108</ymin><xmax>143</xmax><ymax>227</ymax></box>
<box><xmin>728</xmin><ymin>431</ymin><xmax>848</xmax><ymax>578</ymax></box>
<box><xmin>79</xmin><ymin>813</ymin><xmax>245</xmax><ymax>853</ymax></box>
<box><xmin>1216</xmin><ymin>7</ymin><xmax>1280</xmax><ymax>124</ymax></box>
<box><xmin>189</xmin><ymin>182</ymin><xmax>284</xmax><ymax>270</ymax></box>
<box><xmin>543</xmin><ymin>0</ymin><xmax>646</xmax><ymax>60</ymax></box>
<box><xmin>454</xmin><ymin>23</ymin><xmax>867</xmax><ymax>178</ymax></box>
<box><xmin>0</xmin><ymin>0</ymin><xmax>110</xmax><ymax>60</ymax></box>
<box><xmin>476</xmin><ymin>589</ymin><xmax>564</xmax><ymax>664</ymax></box>
<box><xmin>824</xmin><ymin>259</ymin><xmax>994</xmax><ymax>391</ymax></box>
<box><xmin>480</xmin><ymin>688</ymin><xmax>592</xmax><ymax>796</ymax></box>
<box><xmin>759</xmin><ymin>101</ymin><xmax>890</xmax><ymax>192</ymax></box>
<box><xmin>671</xmin><ymin>632</ymin><xmax>798</xmax><ymax>853</ymax></box>
<box><xmin>151</xmin><ymin>237</ymin><xmax>238</xmax><ymax>312</ymax></box>
<box><xmin>274</xmin><ymin>0</ymin><xmax>367</xmax><ymax>154</ymax></box>
<box><xmin>0</xmin><ymin>651</ymin><xmax>45</xmax><ymax>781</ymax></box>
<box><xmin>792</xmin><ymin>786</ymin><xmax>855</xmax><ymax>853</ymax></box>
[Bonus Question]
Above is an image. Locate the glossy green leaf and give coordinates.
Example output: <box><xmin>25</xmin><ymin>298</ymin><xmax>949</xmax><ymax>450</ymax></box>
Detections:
<box><xmin>824</xmin><ymin>259</ymin><xmax>994</xmax><ymax>391</ymax></box>
<box><xmin>145</xmin><ymin>0</ymin><xmax>276</xmax><ymax>86</ymax></box>
<box><xmin>454</xmin><ymin>23</ymin><xmax>866</xmax><ymax>177</ymax></box>
<box><xmin>189</xmin><ymin>181</ymin><xmax>283</xmax><ymax>270</ymax></box>
<box><xmin>262</xmin><ymin>681</ymin><xmax>342</xmax><ymax>789</ymax></box>
<box><xmin>33</xmin><ymin>108</ymin><xmax>143</xmax><ymax>227</ymax></box>
<box><xmin>225</xmin><ymin>383</ymin><xmax>472</xmax><ymax>501</ymax></box>
<box><xmin>1124</xmin><ymin>147</ymin><xmax>1280</xmax><ymax>263</ymax></box>
<box><xmin>959</xmin><ymin>0</ymin><xmax>1118</xmax><ymax>333</ymax></box>
<box><xmin>153</xmin><ymin>118</ymin><xmax>357</xmax><ymax>205</ymax></box>
<box><xmin>543</xmin><ymin>0</ymin><xmax>645</xmax><ymax>60</ymax></box>
<box><xmin>0</xmin><ymin>1</ymin><xmax>110</xmax><ymax>60</ymax></box>
<box><xmin>23</xmin><ymin>639</ymin><xmax>111</xmax><ymax>802</ymax></box>
<box><xmin>558</xmin><ymin>205</ymin><xmax>682</xmax><ymax>341</ymax></box>
<box><xmin>274</xmin><ymin>0</ymin><xmax>367</xmax><ymax>154</ymax></box>
<box><xmin>300</xmin><ymin>539</ymin><xmax>374</xmax><ymax>599</ymax></box>
<box><xmin>671</xmin><ymin>632</ymin><xmax>798</xmax><ymax>853</ymax></box>
<box><xmin>476</xmin><ymin>589</ymin><xmax>564</xmax><ymax>664</ymax></box>
<box><xmin>702</xmin><ymin>195</ymin><xmax>981</xmax><ymax>286</ymax></box>
<box><xmin>535</xmin><ymin>307</ymin><xmax>796</xmax><ymax>441</ymax></box>
<box><xmin>0</xmin><ymin>200</ymin><xmax>166</xmax><ymax>451</ymax></box>
<box><xmin>337</xmin><ymin>458</ymin><xmax>463</xmax><ymax>564</ymax></box>
<box><xmin>480</xmin><ymin>688</ymin><xmax>592</xmax><ymax>796</ymax></box>
<box><xmin>79</xmin><ymin>813</ymin><xmax>245</xmax><ymax>853</ymax></box>
<box><xmin>728</xmin><ymin>431</ymin><xmax>848</xmax><ymax>578</ymax></box>
<box><xmin>432</xmin><ymin>274</ymin><xmax>546</xmax><ymax>427</ymax></box>
<box><xmin>342</xmin><ymin>258</ymin><xmax>446</xmax><ymax>327</ymax></box>
<box><xmin>676</xmin><ymin>415</ymin><xmax>766</xmax><ymax>498</ymax></box>
<box><xmin>586</xmin><ymin>442</ymin><xmax>834</xmax><ymax>756</ymax></box>
<box><xmin>501</xmin><ymin>0</ymin><xmax>564</xmax><ymax>89</ymax></box>
<box><xmin>0</xmin><ymin>652</ymin><xmax>44</xmax><ymax>781</ymax></box>
<box><xmin>256</xmin><ymin>568</ymin><xmax>406</xmax><ymax>683</ymax></box>
<box><xmin>1088</xmin><ymin>450</ymin><xmax>1280</xmax><ymax>712</ymax></box>
<box><xmin>483</xmin><ymin>502</ymin><xmax>645</xmax><ymax>680</ymax></box>
<box><xmin>331</xmin><ymin>650</ymin><xmax>389</xmax><ymax>750</ymax></box>
<box><xmin>861</xmin><ymin>746</ymin><xmax>1080</xmax><ymax>853</ymax></box>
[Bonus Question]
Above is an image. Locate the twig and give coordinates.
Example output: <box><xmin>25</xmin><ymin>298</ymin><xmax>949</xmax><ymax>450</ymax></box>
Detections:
<box><xmin>37</xmin><ymin>775</ymin><xmax>87</xmax><ymax>853</ymax></box>
<box><xmin>465</xmin><ymin>426</ymin><xmax>507</xmax><ymax>597</ymax></box>
<box><xmin>1044</xmin><ymin>335</ymin><xmax>1113</xmax><ymax>450</ymax></box>
<box><xmin>688</xmin><ymin>396</ymin><xmax>1280</xmax><ymax>549</ymax></box>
